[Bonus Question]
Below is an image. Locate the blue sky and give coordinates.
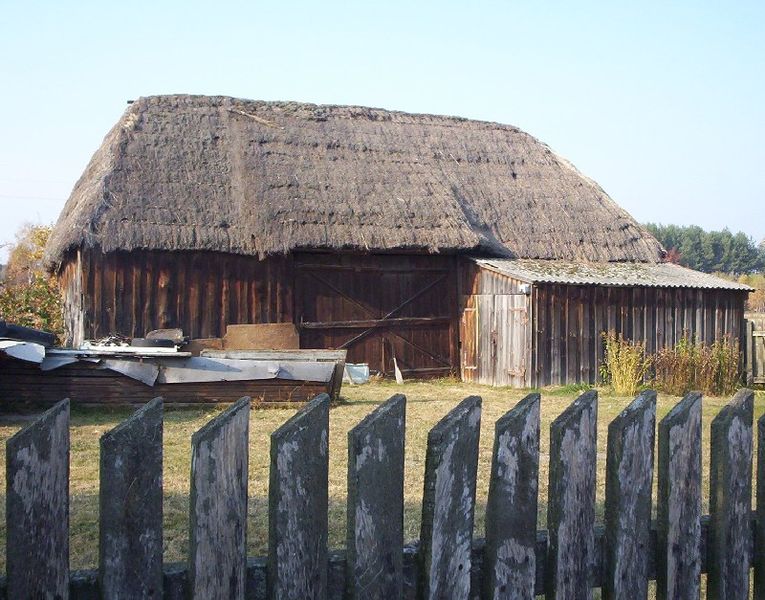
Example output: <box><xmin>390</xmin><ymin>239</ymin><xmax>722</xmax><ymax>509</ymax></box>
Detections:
<box><xmin>1</xmin><ymin>0</ymin><xmax>763</xmax><ymax>258</ymax></box>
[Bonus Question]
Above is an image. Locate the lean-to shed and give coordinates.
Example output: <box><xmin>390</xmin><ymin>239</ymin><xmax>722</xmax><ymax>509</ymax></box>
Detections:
<box><xmin>459</xmin><ymin>259</ymin><xmax>751</xmax><ymax>387</ymax></box>
<box><xmin>44</xmin><ymin>94</ymin><xmax>748</xmax><ymax>383</ymax></box>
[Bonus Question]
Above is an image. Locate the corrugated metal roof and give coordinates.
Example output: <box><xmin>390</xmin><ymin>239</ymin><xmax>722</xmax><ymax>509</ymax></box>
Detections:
<box><xmin>471</xmin><ymin>258</ymin><xmax>753</xmax><ymax>291</ymax></box>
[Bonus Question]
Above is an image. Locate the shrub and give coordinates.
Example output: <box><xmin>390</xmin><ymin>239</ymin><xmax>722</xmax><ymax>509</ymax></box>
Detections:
<box><xmin>600</xmin><ymin>332</ymin><xmax>652</xmax><ymax>396</ymax></box>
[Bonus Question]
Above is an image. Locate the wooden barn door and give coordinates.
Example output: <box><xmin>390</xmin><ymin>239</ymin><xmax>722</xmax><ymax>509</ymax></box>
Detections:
<box><xmin>469</xmin><ymin>294</ymin><xmax>530</xmax><ymax>387</ymax></box>
<box><xmin>294</xmin><ymin>253</ymin><xmax>458</xmax><ymax>377</ymax></box>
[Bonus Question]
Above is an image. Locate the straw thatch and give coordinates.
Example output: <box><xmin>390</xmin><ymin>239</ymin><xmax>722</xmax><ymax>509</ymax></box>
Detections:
<box><xmin>46</xmin><ymin>95</ymin><xmax>664</xmax><ymax>266</ymax></box>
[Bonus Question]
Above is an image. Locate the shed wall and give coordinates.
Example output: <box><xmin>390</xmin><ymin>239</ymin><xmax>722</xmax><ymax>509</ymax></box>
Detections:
<box><xmin>532</xmin><ymin>283</ymin><xmax>748</xmax><ymax>387</ymax></box>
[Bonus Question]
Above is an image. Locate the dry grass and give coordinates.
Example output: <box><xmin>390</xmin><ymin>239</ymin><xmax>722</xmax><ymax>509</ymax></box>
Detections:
<box><xmin>0</xmin><ymin>379</ymin><xmax>762</xmax><ymax>571</ymax></box>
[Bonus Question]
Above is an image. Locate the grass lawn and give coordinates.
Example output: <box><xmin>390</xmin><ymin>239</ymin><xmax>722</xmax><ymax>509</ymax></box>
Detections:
<box><xmin>0</xmin><ymin>379</ymin><xmax>762</xmax><ymax>571</ymax></box>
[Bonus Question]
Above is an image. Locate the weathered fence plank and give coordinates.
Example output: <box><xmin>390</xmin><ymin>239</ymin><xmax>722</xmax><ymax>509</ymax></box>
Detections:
<box><xmin>99</xmin><ymin>397</ymin><xmax>163</xmax><ymax>599</ymax></box>
<box><xmin>756</xmin><ymin>412</ymin><xmax>765</xmax><ymax>599</ymax></box>
<box><xmin>189</xmin><ymin>396</ymin><xmax>250</xmax><ymax>599</ymax></box>
<box><xmin>6</xmin><ymin>398</ymin><xmax>70</xmax><ymax>600</ymax></box>
<box><xmin>546</xmin><ymin>390</ymin><xmax>597</xmax><ymax>600</ymax></box>
<box><xmin>603</xmin><ymin>390</ymin><xmax>656</xmax><ymax>600</ymax></box>
<box><xmin>708</xmin><ymin>388</ymin><xmax>754</xmax><ymax>600</ymax></box>
<box><xmin>483</xmin><ymin>392</ymin><xmax>540</xmax><ymax>600</ymax></box>
<box><xmin>657</xmin><ymin>391</ymin><xmax>702</xmax><ymax>600</ymax></box>
<box><xmin>347</xmin><ymin>394</ymin><xmax>406</xmax><ymax>600</ymax></box>
<box><xmin>268</xmin><ymin>393</ymin><xmax>330</xmax><ymax>600</ymax></box>
<box><xmin>419</xmin><ymin>396</ymin><xmax>482</xmax><ymax>600</ymax></box>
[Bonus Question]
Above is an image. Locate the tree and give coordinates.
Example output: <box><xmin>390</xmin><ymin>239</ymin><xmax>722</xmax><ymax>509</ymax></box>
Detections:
<box><xmin>646</xmin><ymin>223</ymin><xmax>763</xmax><ymax>274</ymax></box>
<box><xmin>0</xmin><ymin>223</ymin><xmax>64</xmax><ymax>337</ymax></box>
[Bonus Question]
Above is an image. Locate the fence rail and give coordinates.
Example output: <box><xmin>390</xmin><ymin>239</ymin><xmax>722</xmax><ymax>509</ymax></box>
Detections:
<box><xmin>1</xmin><ymin>388</ymin><xmax>762</xmax><ymax>599</ymax></box>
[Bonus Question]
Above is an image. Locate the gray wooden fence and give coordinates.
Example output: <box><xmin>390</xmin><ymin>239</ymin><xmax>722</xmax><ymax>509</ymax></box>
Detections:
<box><xmin>746</xmin><ymin>313</ymin><xmax>765</xmax><ymax>386</ymax></box>
<box><xmin>2</xmin><ymin>388</ymin><xmax>762</xmax><ymax>599</ymax></box>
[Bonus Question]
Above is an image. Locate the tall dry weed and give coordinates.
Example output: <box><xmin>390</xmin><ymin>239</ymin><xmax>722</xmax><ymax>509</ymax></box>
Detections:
<box><xmin>600</xmin><ymin>332</ymin><xmax>652</xmax><ymax>396</ymax></box>
<box><xmin>652</xmin><ymin>334</ymin><xmax>741</xmax><ymax>396</ymax></box>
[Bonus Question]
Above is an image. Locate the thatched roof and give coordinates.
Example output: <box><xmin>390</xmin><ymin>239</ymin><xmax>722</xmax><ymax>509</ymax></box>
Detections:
<box><xmin>46</xmin><ymin>95</ymin><xmax>665</xmax><ymax>266</ymax></box>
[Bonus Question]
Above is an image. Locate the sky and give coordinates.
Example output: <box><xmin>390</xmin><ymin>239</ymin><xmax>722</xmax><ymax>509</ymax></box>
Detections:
<box><xmin>1</xmin><ymin>0</ymin><xmax>763</xmax><ymax>259</ymax></box>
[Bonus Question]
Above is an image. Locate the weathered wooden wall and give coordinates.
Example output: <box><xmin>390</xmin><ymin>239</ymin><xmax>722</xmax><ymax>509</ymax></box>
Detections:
<box><xmin>2</xmin><ymin>388</ymin><xmax>760</xmax><ymax>598</ymax></box>
<box><xmin>58</xmin><ymin>250</ymin><xmax>459</xmax><ymax>377</ymax></box>
<box><xmin>58</xmin><ymin>249</ymin><xmax>293</xmax><ymax>346</ymax></box>
<box><xmin>532</xmin><ymin>284</ymin><xmax>747</xmax><ymax>387</ymax></box>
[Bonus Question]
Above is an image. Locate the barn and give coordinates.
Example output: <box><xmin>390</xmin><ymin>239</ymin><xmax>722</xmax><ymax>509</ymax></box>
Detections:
<box><xmin>44</xmin><ymin>95</ymin><xmax>750</xmax><ymax>385</ymax></box>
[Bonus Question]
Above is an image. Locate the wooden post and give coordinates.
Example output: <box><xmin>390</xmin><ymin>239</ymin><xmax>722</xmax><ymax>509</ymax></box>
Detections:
<box><xmin>708</xmin><ymin>389</ymin><xmax>754</xmax><ymax>600</ymax></box>
<box><xmin>656</xmin><ymin>392</ymin><xmax>702</xmax><ymax>600</ymax></box>
<box><xmin>6</xmin><ymin>399</ymin><xmax>70</xmax><ymax>599</ymax></box>
<box><xmin>483</xmin><ymin>392</ymin><xmax>540</xmax><ymax>600</ymax></box>
<box><xmin>346</xmin><ymin>394</ymin><xmax>406</xmax><ymax>600</ymax></box>
<box><xmin>269</xmin><ymin>393</ymin><xmax>330</xmax><ymax>600</ymax></box>
<box><xmin>99</xmin><ymin>397</ymin><xmax>164</xmax><ymax>598</ymax></box>
<box><xmin>189</xmin><ymin>397</ymin><xmax>250</xmax><ymax>599</ymax></box>
<box><xmin>546</xmin><ymin>390</ymin><xmax>597</xmax><ymax>600</ymax></box>
<box><xmin>419</xmin><ymin>396</ymin><xmax>482</xmax><ymax>600</ymax></box>
<box><xmin>603</xmin><ymin>390</ymin><xmax>656</xmax><ymax>600</ymax></box>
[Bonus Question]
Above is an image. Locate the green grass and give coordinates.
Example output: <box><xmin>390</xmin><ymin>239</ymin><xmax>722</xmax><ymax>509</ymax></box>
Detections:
<box><xmin>0</xmin><ymin>380</ymin><xmax>762</xmax><ymax>571</ymax></box>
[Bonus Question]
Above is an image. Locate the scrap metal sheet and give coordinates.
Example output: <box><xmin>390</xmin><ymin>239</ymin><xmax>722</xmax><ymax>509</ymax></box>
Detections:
<box><xmin>156</xmin><ymin>357</ymin><xmax>334</xmax><ymax>384</ymax></box>
<box><xmin>0</xmin><ymin>340</ymin><xmax>46</xmax><ymax>364</ymax></box>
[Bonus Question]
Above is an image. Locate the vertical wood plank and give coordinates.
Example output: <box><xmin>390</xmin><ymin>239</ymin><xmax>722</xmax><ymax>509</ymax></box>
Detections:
<box><xmin>656</xmin><ymin>392</ymin><xmax>702</xmax><ymax>600</ymax></box>
<box><xmin>189</xmin><ymin>397</ymin><xmax>250</xmax><ymax>599</ymax></box>
<box><xmin>551</xmin><ymin>288</ymin><xmax>561</xmax><ymax>386</ymax></box>
<box><xmin>567</xmin><ymin>288</ymin><xmax>578</xmax><ymax>384</ymax></box>
<box><xmin>708</xmin><ymin>389</ymin><xmax>754</xmax><ymax>600</ymax></box>
<box><xmin>419</xmin><ymin>396</ymin><xmax>481</xmax><ymax>600</ymax></box>
<box><xmin>546</xmin><ymin>390</ymin><xmax>597</xmax><ymax>600</ymax></box>
<box><xmin>483</xmin><ymin>393</ymin><xmax>540</xmax><ymax>600</ymax></box>
<box><xmin>581</xmin><ymin>295</ymin><xmax>592</xmax><ymax>383</ymax></box>
<box><xmin>594</xmin><ymin>287</ymin><xmax>606</xmax><ymax>379</ymax></box>
<box><xmin>6</xmin><ymin>399</ymin><xmax>70</xmax><ymax>599</ymax></box>
<box><xmin>347</xmin><ymin>394</ymin><xmax>406</xmax><ymax>600</ymax></box>
<box><xmin>756</xmin><ymin>411</ymin><xmax>765</xmax><ymax>600</ymax></box>
<box><xmin>269</xmin><ymin>394</ymin><xmax>330</xmax><ymax>600</ymax></box>
<box><xmin>603</xmin><ymin>390</ymin><xmax>656</xmax><ymax>600</ymax></box>
<box><xmin>644</xmin><ymin>289</ymin><xmax>656</xmax><ymax>356</ymax></box>
<box><xmin>99</xmin><ymin>397</ymin><xmax>164</xmax><ymax>598</ymax></box>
